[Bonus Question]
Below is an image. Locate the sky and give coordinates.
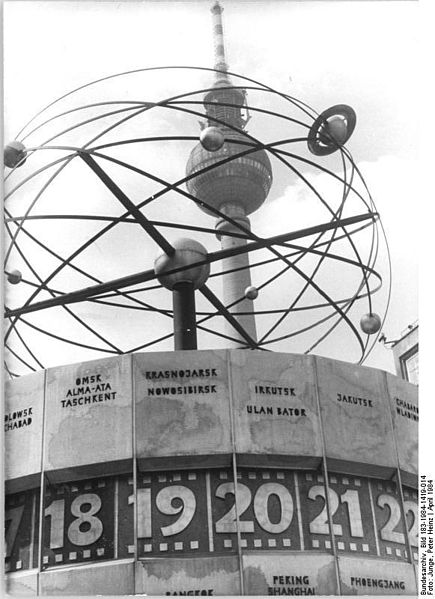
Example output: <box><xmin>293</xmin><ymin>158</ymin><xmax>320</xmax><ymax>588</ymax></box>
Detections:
<box><xmin>2</xmin><ymin>0</ymin><xmax>424</xmax><ymax>378</ymax></box>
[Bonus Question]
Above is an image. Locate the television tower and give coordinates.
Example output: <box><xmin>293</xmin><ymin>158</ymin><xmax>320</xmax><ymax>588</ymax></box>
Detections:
<box><xmin>186</xmin><ymin>1</ymin><xmax>273</xmax><ymax>347</ymax></box>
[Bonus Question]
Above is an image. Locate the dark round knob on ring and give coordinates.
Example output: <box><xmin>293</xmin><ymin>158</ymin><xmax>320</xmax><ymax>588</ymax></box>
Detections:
<box><xmin>7</xmin><ymin>269</ymin><xmax>23</xmax><ymax>285</ymax></box>
<box><xmin>200</xmin><ymin>126</ymin><xmax>225</xmax><ymax>152</ymax></box>
<box><xmin>360</xmin><ymin>312</ymin><xmax>382</xmax><ymax>335</ymax></box>
<box><xmin>4</xmin><ymin>141</ymin><xmax>27</xmax><ymax>168</ymax></box>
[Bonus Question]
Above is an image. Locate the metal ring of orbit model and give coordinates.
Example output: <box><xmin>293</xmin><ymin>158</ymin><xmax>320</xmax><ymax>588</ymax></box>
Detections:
<box><xmin>3</xmin><ymin>66</ymin><xmax>391</xmax><ymax>377</ymax></box>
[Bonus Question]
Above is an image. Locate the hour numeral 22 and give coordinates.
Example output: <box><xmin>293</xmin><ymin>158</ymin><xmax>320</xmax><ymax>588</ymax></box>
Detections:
<box><xmin>377</xmin><ymin>494</ymin><xmax>418</xmax><ymax>546</ymax></box>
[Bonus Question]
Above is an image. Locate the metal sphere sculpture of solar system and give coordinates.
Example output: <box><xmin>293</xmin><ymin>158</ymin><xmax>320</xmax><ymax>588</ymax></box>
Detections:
<box><xmin>3</xmin><ymin>2</ymin><xmax>391</xmax><ymax>380</ymax></box>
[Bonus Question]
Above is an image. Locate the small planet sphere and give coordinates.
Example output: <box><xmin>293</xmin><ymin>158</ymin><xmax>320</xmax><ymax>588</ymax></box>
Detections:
<box><xmin>200</xmin><ymin>127</ymin><xmax>225</xmax><ymax>152</ymax></box>
<box><xmin>8</xmin><ymin>269</ymin><xmax>22</xmax><ymax>285</ymax></box>
<box><xmin>4</xmin><ymin>141</ymin><xmax>27</xmax><ymax>169</ymax></box>
<box><xmin>360</xmin><ymin>312</ymin><xmax>382</xmax><ymax>335</ymax></box>
<box><xmin>244</xmin><ymin>285</ymin><xmax>259</xmax><ymax>300</ymax></box>
<box><xmin>325</xmin><ymin>116</ymin><xmax>348</xmax><ymax>144</ymax></box>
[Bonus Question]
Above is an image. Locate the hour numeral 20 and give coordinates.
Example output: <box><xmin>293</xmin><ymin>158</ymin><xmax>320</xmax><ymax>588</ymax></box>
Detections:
<box><xmin>215</xmin><ymin>482</ymin><xmax>294</xmax><ymax>534</ymax></box>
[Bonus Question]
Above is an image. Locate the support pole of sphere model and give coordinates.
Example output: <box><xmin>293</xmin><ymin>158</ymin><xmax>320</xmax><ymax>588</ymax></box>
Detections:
<box><xmin>154</xmin><ymin>239</ymin><xmax>210</xmax><ymax>351</ymax></box>
<box><xmin>172</xmin><ymin>281</ymin><xmax>198</xmax><ymax>350</ymax></box>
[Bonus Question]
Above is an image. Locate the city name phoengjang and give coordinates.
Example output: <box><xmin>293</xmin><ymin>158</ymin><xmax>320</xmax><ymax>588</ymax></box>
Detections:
<box><xmin>145</xmin><ymin>368</ymin><xmax>218</xmax><ymax>380</ymax></box>
<box><xmin>350</xmin><ymin>577</ymin><xmax>405</xmax><ymax>590</ymax></box>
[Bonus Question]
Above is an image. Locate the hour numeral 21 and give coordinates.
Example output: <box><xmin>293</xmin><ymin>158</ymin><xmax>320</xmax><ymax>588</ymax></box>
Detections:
<box><xmin>308</xmin><ymin>486</ymin><xmax>364</xmax><ymax>537</ymax></box>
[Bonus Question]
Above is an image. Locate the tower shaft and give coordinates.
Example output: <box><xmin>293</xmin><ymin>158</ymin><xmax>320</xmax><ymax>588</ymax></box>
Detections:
<box><xmin>209</xmin><ymin>2</ymin><xmax>258</xmax><ymax>346</ymax></box>
<box><xmin>186</xmin><ymin>1</ymin><xmax>273</xmax><ymax>348</ymax></box>
<box><xmin>216</xmin><ymin>204</ymin><xmax>257</xmax><ymax>346</ymax></box>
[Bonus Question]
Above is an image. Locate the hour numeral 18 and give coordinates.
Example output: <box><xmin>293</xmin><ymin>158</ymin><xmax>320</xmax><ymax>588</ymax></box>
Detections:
<box><xmin>44</xmin><ymin>494</ymin><xmax>103</xmax><ymax>549</ymax></box>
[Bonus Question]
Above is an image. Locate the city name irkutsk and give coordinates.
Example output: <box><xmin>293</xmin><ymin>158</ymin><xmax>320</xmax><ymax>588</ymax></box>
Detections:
<box><xmin>336</xmin><ymin>393</ymin><xmax>373</xmax><ymax>407</ymax></box>
<box><xmin>255</xmin><ymin>385</ymin><xmax>296</xmax><ymax>396</ymax></box>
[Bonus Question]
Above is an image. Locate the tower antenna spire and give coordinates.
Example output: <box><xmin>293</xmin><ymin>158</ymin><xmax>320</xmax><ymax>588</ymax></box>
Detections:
<box><xmin>211</xmin><ymin>1</ymin><xmax>229</xmax><ymax>77</ymax></box>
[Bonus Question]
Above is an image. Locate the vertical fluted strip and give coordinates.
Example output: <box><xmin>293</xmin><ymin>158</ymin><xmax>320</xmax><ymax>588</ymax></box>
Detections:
<box><xmin>216</xmin><ymin>204</ymin><xmax>258</xmax><ymax>346</ymax></box>
<box><xmin>211</xmin><ymin>1</ymin><xmax>228</xmax><ymax>74</ymax></box>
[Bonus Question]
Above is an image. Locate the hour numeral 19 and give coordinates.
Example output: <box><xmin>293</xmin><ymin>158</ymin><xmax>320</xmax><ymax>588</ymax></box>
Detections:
<box><xmin>134</xmin><ymin>485</ymin><xmax>197</xmax><ymax>538</ymax></box>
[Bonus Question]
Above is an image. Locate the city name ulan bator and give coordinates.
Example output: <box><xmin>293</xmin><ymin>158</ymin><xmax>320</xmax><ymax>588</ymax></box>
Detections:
<box><xmin>247</xmin><ymin>405</ymin><xmax>306</xmax><ymax>417</ymax></box>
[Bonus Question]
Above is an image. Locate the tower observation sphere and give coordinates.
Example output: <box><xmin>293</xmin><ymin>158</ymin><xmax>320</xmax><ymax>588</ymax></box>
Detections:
<box><xmin>186</xmin><ymin>129</ymin><xmax>272</xmax><ymax>217</ymax></box>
